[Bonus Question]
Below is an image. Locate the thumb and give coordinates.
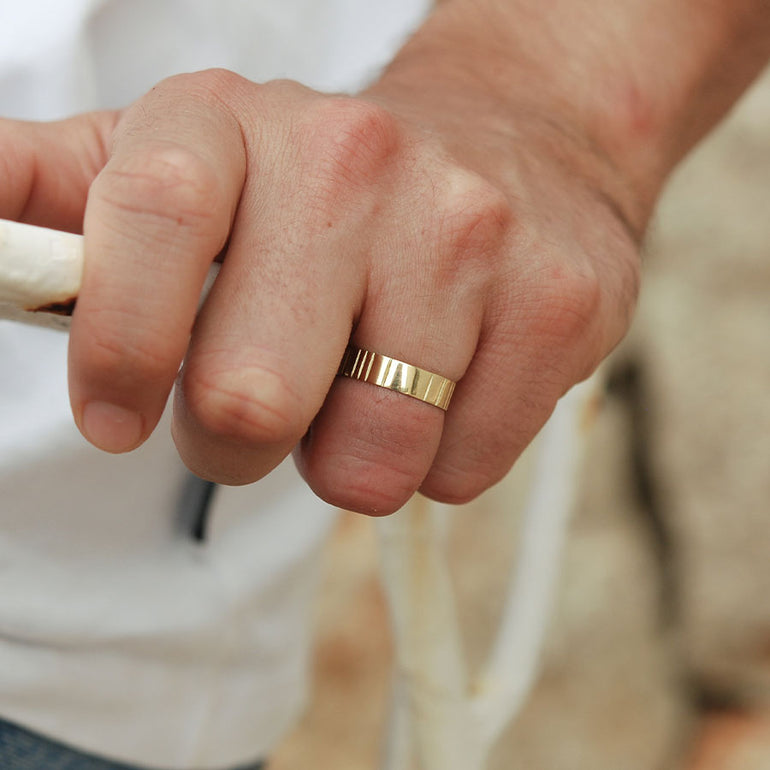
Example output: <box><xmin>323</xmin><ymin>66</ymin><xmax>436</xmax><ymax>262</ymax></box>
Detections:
<box><xmin>0</xmin><ymin>110</ymin><xmax>119</xmax><ymax>232</ymax></box>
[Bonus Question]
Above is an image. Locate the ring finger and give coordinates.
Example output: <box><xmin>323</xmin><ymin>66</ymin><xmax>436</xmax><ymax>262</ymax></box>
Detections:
<box><xmin>296</xmin><ymin>259</ymin><xmax>482</xmax><ymax>515</ymax></box>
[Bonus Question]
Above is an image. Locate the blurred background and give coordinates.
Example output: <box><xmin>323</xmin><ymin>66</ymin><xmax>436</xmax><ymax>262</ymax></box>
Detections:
<box><xmin>268</xmin><ymin>65</ymin><xmax>770</xmax><ymax>770</ymax></box>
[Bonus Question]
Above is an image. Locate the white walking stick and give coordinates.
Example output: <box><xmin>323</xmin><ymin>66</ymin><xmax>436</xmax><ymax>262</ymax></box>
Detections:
<box><xmin>0</xmin><ymin>218</ymin><xmax>219</xmax><ymax>328</ymax></box>
<box><xmin>0</xmin><ymin>219</ymin><xmax>84</xmax><ymax>328</ymax></box>
<box><xmin>377</xmin><ymin>360</ymin><xmax>597</xmax><ymax>769</ymax></box>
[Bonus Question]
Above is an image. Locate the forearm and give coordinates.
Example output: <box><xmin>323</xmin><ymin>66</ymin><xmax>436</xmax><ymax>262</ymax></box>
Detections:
<box><xmin>369</xmin><ymin>0</ymin><xmax>770</xmax><ymax>232</ymax></box>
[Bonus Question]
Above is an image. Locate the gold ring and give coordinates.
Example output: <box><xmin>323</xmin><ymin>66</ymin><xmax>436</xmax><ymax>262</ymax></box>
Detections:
<box><xmin>337</xmin><ymin>344</ymin><xmax>456</xmax><ymax>411</ymax></box>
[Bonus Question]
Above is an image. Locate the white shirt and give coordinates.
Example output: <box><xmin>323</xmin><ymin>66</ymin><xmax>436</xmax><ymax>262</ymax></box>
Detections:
<box><xmin>0</xmin><ymin>1</ymin><xmax>430</xmax><ymax>767</ymax></box>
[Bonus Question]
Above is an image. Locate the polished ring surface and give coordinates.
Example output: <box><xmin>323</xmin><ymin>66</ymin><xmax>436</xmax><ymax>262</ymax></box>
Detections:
<box><xmin>337</xmin><ymin>344</ymin><xmax>456</xmax><ymax>411</ymax></box>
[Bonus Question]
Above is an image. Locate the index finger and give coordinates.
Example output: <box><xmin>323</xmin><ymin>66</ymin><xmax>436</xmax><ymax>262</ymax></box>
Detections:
<box><xmin>68</xmin><ymin>70</ymin><xmax>249</xmax><ymax>453</ymax></box>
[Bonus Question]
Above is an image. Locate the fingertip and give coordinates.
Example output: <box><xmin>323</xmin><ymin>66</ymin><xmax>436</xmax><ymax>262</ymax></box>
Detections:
<box><xmin>297</xmin><ymin>447</ymin><xmax>415</xmax><ymax>516</ymax></box>
<box><xmin>80</xmin><ymin>400</ymin><xmax>146</xmax><ymax>453</ymax></box>
<box><xmin>296</xmin><ymin>383</ymin><xmax>443</xmax><ymax>516</ymax></box>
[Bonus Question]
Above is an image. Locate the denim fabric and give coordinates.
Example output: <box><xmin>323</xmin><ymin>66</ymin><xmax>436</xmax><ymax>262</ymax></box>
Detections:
<box><xmin>0</xmin><ymin>717</ymin><xmax>264</xmax><ymax>770</ymax></box>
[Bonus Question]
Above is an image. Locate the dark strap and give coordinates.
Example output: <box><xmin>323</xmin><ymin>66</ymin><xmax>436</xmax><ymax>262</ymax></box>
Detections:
<box><xmin>176</xmin><ymin>474</ymin><xmax>219</xmax><ymax>542</ymax></box>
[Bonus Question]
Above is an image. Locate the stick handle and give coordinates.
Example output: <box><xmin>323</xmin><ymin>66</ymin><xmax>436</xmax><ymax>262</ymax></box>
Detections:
<box><xmin>0</xmin><ymin>218</ymin><xmax>219</xmax><ymax>330</ymax></box>
<box><xmin>0</xmin><ymin>219</ymin><xmax>83</xmax><ymax>328</ymax></box>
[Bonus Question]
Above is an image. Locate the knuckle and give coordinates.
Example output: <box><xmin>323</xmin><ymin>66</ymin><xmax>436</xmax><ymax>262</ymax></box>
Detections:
<box><xmin>532</xmin><ymin>259</ymin><xmax>603</xmax><ymax>345</ymax></box>
<box><xmin>426</xmin><ymin>172</ymin><xmax>514</xmax><ymax>294</ymax></box>
<box><xmin>153</xmin><ymin>69</ymin><xmax>252</xmax><ymax>118</ymax></box>
<box><xmin>168</xmin><ymin>67</ymin><xmax>243</xmax><ymax>97</ymax></box>
<box><xmin>437</xmin><ymin>172</ymin><xmax>513</xmax><ymax>259</ymax></box>
<box><xmin>303</xmin><ymin>97</ymin><xmax>401</xmax><ymax>195</ymax></box>
<box><xmin>96</xmin><ymin>143</ymin><xmax>224</xmax><ymax>239</ymax></box>
<box><xmin>260</xmin><ymin>78</ymin><xmax>311</xmax><ymax>100</ymax></box>
<box><xmin>181</xmin><ymin>361</ymin><xmax>306</xmax><ymax>447</ymax></box>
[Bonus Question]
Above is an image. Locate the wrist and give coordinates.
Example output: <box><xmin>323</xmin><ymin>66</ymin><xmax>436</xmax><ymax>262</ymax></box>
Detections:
<box><xmin>365</xmin><ymin>22</ymin><xmax>650</xmax><ymax>239</ymax></box>
<box><xmin>369</xmin><ymin>0</ymin><xmax>770</xmax><ymax>234</ymax></box>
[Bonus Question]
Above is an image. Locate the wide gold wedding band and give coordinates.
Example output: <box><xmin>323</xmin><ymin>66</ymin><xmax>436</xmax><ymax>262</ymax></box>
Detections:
<box><xmin>337</xmin><ymin>344</ymin><xmax>456</xmax><ymax>411</ymax></box>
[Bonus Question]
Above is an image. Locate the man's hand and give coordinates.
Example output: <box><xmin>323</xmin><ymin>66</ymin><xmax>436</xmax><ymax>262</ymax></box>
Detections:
<box><xmin>0</xmin><ymin>70</ymin><xmax>639</xmax><ymax>514</ymax></box>
<box><xmin>1</xmin><ymin>0</ymin><xmax>767</xmax><ymax>515</ymax></box>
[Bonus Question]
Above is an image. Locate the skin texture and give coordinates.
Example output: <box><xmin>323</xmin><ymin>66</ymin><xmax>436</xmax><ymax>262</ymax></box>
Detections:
<box><xmin>1</xmin><ymin>0</ymin><xmax>768</xmax><ymax>515</ymax></box>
